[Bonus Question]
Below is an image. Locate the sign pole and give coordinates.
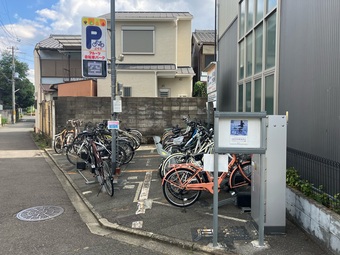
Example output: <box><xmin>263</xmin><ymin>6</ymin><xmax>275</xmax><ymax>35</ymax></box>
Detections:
<box><xmin>110</xmin><ymin>0</ymin><xmax>117</xmax><ymax>180</ymax></box>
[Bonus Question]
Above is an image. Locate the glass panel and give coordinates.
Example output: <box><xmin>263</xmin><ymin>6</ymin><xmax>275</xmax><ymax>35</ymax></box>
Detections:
<box><xmin>247</xmin><ymin>0</ymin><xmax>254</xmax><ymax>32</ymax></box>
<box><xmin>255</xmin><ymin>24</ymin><xmax>263</xmax><ymax>73</ymax></box>
<box><xmin>267</xmin><ymin>0</ymin><xmax>277</xmax><ymax>13</ymax></box>
<box><xmin>123</xmin><ymin>30</ymin><xmax>154</xmax><ymax>53</ymax></box>
<box><xmin>265</xmin><ymin>75</ymin><xmax>274</xmax><ymax>114</ymax></box>
<box><xmin>246</xmin><ymin>33</ymin><xmax>252</xmax><ymax>77</ymax></box>
<box><xmin>240</xmin><ymin>0</ymin><xmax>245</xmax><ymax>37</ymax></box>
<box><xmin>246</xmin><ymin>82</ymin><xmax>252</xmax><ymax>112</ymax></box>
<box><xmin>255</xmin><ymin>79</ymin><xmax>262</xmax><ymax>111</ymax></box>
<box><xmin>239</xmin><ymin>40</ymin><xmax>244</xmax><ymax>79</ymax></box>
<box><xmin>238</xmin><ymin>84</ymin><xmax>243</xmax><ymax>112</ymax></box>
<box><xmin>265</xmin><ymin>12</ymin><xmax>276</xmax><ymax>69</ymax></box>
<box><xmin>256</xmin><ymin>0</ymin><xmax>264</xmax><ymax>23</ymax></box>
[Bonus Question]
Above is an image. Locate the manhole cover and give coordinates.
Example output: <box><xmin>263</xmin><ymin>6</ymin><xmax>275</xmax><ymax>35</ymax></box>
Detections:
<box><xmin>16</xmin><ymin>206</ymin><xmax>64</xmax><ymax>222</ymax></box>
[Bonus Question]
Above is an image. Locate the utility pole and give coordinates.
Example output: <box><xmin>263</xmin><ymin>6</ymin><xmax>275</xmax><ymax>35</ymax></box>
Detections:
<box><xmin>110</xmin><ymin>0</ymin><xmax>117</xmax><ymax>178</ymax></box>
<box><xmin>11</xmin><ymin>46</ymin><xmax>16</xmax><ymax>124</ymax></box>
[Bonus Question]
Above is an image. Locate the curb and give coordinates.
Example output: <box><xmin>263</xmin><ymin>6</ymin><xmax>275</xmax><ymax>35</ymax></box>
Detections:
<box><xmin>45</xmin><ymin>149</ymin><xmax>233</xmax><ymax>255</ymax></box>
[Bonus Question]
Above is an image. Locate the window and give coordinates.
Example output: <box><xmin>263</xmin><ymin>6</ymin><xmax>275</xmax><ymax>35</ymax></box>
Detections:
<box><xmin>159</xmin><ymin>89</ymin><xmax>170</xmax><ymax>97</ymax></box>
<box><xmin>246</xmin><ymin>33</ymin><xmax>253</xmax><ymax>77</ymax></box>
<box><xmin>255</xmin><ymin>24</ymin><xmax>263</xmax><ymax>73</ymax></box>
<box><xmin>247</xmin><ymin>0</ymin><xmax>254</xmax><ymax>32</ymax></box>
<box><xmin>239</xmin><ymin>0</ymin><xmax>246</xmax><ymax>38</ymax></box>
<box><xmin>267</xmin><ymin>0</ymin><xmax>277</xmax><ymax>13</ymax></box>
<box><xmin>246</xmin><ymin>82</ymin><xmax>252</xmax><ymax>112</ymax></box>
<box><xmin>256</xmin><ymin>0</ymin><xmax>264</xmax><ymax>23</ymax></box>
<box><xmin>239</xmin><ymin>40</ymin><xmax>245</xmax><ymax>79</ymax></box>
<box><xmin>122</xmin><ymin>26</ymin><xmax>154</xmax><ymax>54</ymax></box>
<box><xmin>254</xmin><ymin>79</ymin><xmax>262</xmax><ymax>111</ymax></box>
<box><xmin>265</xmin><ymin>12</ymin><xmax>276</xmax><ymax>69</ymax></box>
<box><xmin>265</xmin><ymin>75</ymin><xmax>274</xmax><ymax>114</ymax></box>
<box><xmin>238</xmin><ymin>0</ymin><xmax>277</xmax><ymax>115</ymax></box>
<box><xmin>123</xmin><ymin>87</ymin><xmax>131</xmax><ymax>97</ymax></box>
<box><xmin>238</xmin><ymin>85</ymin><xmax>243</xmax><ymax>112</ymax></box>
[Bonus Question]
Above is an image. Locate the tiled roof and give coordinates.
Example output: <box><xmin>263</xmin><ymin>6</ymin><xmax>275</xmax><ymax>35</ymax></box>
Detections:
<box><xmin>101</xmin><ymin>11</ymin><xmax>193</xmax><ymax>21</ymax></box>
<box><xmin>192</xmin><ymin>30</ymin><xmax>215</xmax><ymax>44</ymax></box>
<box><xmin>117</xmin><ymin>64</ymin><xmax>194</xmax><ymax>75</ymax></box>
<box><xmin>36</xmin><ymin>35</ymin><xmax>81</xmax><ymax>49</ymax></box>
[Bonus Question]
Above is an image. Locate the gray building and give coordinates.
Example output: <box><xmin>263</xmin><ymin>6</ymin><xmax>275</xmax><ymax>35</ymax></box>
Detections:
<box><xmin>218</xmin><ymin>0</ymin><xmax>340</xmax><ymax>197</ymax></box>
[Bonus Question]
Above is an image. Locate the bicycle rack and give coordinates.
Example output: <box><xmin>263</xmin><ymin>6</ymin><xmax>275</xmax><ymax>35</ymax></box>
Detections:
<box><xmin>76</xmin><ymin>162</ymin><xmax>96</xmax><ymax>184</ymax></box>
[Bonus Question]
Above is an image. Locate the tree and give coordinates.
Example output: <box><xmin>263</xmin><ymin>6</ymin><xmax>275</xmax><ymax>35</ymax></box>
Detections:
<box><xmin>0</xmin><ymin>51</ymin><xmax>35</xmax><ymax>110</ymax></box>
<box><xmin>193</xmin><ymin>81</ymin><xmax>207</xmax><ymax>97</ymax></box>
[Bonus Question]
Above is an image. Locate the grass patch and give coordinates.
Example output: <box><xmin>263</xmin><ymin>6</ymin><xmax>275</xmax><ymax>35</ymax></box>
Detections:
<box><xmin>31</xmin><ymin>131</ymin><xmax>51</xmax><ymax>149</ymax></box>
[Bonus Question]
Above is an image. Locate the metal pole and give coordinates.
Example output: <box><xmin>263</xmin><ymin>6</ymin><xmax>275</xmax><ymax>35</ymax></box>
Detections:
<box><xmin>11</xmin><ymin>46</ymin><xmax>16</xmax><ymax>124</ymax></box>
<box><xmin>110</xmin><ymin>0</ymin><xmax>117</xmax><ymax>177</ymax></box>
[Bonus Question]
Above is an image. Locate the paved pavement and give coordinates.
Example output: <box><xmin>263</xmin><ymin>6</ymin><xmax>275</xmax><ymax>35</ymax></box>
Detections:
<box><xmin>45</xmin><ymin>135</ymin><xmax>332</xmax><ymax>255</ymax></box>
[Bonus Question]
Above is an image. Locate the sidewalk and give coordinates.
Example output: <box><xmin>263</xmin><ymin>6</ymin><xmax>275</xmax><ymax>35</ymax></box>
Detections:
<box><xmin>46</xmin><ymin>145</ymin><xmax>330</xmax><ymax>255</ymax></box>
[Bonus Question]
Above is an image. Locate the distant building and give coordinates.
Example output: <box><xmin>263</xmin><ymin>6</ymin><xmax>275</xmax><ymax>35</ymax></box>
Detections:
<box><xmin>191</xmin><ymin>30</ymin><xmax>216</xmax><ymax>84</ymax></box>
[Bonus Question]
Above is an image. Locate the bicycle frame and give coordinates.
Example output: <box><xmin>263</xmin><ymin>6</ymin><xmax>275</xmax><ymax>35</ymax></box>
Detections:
<box><xmin>162</xmin><ymin>154</ymin><xmax>251</xmax><ymax>194</ymax></box>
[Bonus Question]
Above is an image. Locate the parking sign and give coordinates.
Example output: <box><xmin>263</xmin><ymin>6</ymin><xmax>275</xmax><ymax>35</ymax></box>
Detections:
<box><xmin>81</xmin><ymin>17</ymin><xmax>107</xmax><ymax>78</ymax></box>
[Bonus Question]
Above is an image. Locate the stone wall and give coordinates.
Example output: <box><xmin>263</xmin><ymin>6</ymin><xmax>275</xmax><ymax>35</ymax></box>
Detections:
<box><xmin>54</xmin><ymin>97</ymin><xmax>211</xmax><ymax>143</ymax></box>
<box><xmin>286</xmin><ymin>187</ymin><xmax>340</xmax><ymax>255</ymax></box>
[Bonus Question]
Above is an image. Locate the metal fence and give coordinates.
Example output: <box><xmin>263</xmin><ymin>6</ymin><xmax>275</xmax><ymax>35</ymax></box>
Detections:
<box><xmin>287</xmin><ymin>147</ymin><xmax>340</xmax><ymax>211</ymax></box>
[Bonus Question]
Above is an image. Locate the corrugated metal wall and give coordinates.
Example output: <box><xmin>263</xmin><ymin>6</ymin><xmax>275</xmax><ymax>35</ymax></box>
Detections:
<box><xmin>217</xmin><ymin>19</ymin><xmax>238</xmax><ymax>112</ymax></box>
<box><xmin>279</xmin><ymin>0</ymin><xmax>340</xmax><ymax>162</ymax></box>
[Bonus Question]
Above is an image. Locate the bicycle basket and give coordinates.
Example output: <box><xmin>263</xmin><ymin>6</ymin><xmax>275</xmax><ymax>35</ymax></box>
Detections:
<box><xmin>173</xmin><ymin>136</ymin><xmax>184</xmax><ymax>145</ymax></box>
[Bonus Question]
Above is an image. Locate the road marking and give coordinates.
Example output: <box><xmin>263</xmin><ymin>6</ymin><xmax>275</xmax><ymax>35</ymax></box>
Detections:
<box><xmin>123</xmin><ymin>169</ymin><xmax>158</xmax><ymax>173</ymax></box>
<box><xmin>135</xmin><ymin>171</ymin><xmax>153</xmax><ymax>214</ymax></box>
<box><xmin>205</xmin><ymin>212</ymin><xmax>248</xmax><ymax>223</ymax></box>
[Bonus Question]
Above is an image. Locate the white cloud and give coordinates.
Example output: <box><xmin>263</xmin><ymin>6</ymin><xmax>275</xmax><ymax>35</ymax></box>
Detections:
<box><xmin>35</xmin><ymin>8</ymin><xmax>60</xmax><ymax>22</ymax></box>
<box><xmin>0</xmin><ymin>0</ymin><xmax>215</xmax><ymax>77</ymax></box>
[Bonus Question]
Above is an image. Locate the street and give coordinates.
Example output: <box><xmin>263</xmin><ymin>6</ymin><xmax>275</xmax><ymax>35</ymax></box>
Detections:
<box><xmin>0</xmin><ymin>116</ymin><xmax>208</xmax><ymax>255</ymax></box>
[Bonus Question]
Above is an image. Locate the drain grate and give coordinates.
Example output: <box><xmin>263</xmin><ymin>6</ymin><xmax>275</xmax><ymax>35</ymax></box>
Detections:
<box><xmin>16</xmin><ymin>206</ymin><xmax>64</xmax><ymax>222</ymax></box>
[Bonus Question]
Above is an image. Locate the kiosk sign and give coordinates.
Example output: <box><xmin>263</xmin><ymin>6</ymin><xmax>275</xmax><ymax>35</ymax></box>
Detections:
<box><xmin>81</xmin><ymin>17</ymin><xmax>107</xmax><ymax>78</ymax></box>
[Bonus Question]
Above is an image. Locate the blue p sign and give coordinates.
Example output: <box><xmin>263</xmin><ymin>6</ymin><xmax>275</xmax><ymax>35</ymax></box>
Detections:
<box><xmin>86</xmin><ymin>26</ymin><xmax>102</xmax><ymax>49</ymax></box>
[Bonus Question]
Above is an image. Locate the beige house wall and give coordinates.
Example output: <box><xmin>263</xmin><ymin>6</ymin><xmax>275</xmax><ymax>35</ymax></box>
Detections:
<box><xmin>158</xmin><ymin>77</ymin><xmax>192</xmax><ymax>97</ymax></box>
<box><xmin>97</xmin><ymin>71</ymin><xmax>157</xmax><ymax>97</ymax></box>
<box><xmin>99</xmin><ymin>17</ymin><xmax>193</xmax><ymax>98</ymax></box>
<box><xmin>176</xmin><ymin>19</ymin><xmax>192</xmax><ymax>66</ymax></box>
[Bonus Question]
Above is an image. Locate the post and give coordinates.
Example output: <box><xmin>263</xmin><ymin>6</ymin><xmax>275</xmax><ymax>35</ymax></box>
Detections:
<box><xmin>110</xmin><ymin>0</ymin><xmax>117</xmax><ymax>177</ymax></box>
<box><xmin>11</xmin><ymin>46</ymin><xmax>16</xmax><ymax>124</ymax></box>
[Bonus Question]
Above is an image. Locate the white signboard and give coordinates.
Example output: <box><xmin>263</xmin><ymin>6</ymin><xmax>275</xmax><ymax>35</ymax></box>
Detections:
<box><xmin>81</xmin><ymin>17</ymin><xmax>107</xmax><ymax>78</ymax></box>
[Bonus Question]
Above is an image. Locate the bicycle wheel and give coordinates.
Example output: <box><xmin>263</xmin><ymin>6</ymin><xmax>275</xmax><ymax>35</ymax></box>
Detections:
<box><xmin>160</xmin><ymin>152</ymin><xmax>186</xmax><ymax>178</ymax></box>
<box><xmin>162</xmin><ymin>168</ymin><xmax>201</xmax><ymax>207</ymax></box>
<box><xmin>66</xmin><ymin>143</ymin><xmax>90</xmax><ymax>165</ymax></box>
<box><xmin>102</xmin><ymin>160</ymin><xmax>114</xmax><ymax>196</ymax></box>
<box><xmin>53</xmin><ymin>135</ymin><xmax>63</xmax><ymax>154</ymax></box>
<box><xmin>230</xmin><ymin>162</ymin><xmax>252</xmax><ymax>191</ymax></box>
<box><xmin>64</xmin><ymin>131</ymin><xmax>75</xmax><ymax>147</ymax></box>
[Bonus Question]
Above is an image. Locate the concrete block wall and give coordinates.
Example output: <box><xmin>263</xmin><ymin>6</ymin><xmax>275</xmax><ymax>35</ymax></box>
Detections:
<box><xmin>54</xmin><ymin>97</ymin><xmax>210</xmax><ymax>142</ymax></box>
<box><xmin>286</xmin><ymin>187</ymin><xmax>340</xmax><ymax>255</ymax></box>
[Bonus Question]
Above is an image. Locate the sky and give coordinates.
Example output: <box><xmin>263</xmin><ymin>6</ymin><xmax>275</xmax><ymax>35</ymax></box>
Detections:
<box><xmin>0</xmin><ymin>0</ymin><xmax>216</xmax><ymax>83</ymax></box>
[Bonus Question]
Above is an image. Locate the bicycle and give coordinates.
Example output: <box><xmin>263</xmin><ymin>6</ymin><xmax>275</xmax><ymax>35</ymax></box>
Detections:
<box><xmin>87</xmin><ymin>135</ymin><xmax>114</xmax><ymax>196</ymax></box>
<box><xmin>161</xmin><ymin>153</ymin><xmax>252</xmax><ymax>207</ymax></box>
<box><xmin>53</xmin><ymin>119</ymin><xmax>83</xmax><ymax>154</ymax></box>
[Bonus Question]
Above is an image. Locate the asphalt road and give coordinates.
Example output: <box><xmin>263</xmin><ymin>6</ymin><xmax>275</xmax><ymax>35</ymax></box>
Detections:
<box><xmin>0</xmin><ymin>116</ymin><xmax>208</xmax><ymax>255</ymax></box>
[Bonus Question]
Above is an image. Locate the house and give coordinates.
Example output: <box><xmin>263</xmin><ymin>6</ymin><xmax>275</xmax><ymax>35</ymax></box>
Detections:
<box><xmin>34</xmin><ymin>34</ymin><xmax>93</xmax><ymax>133</ymax></box>
<box><xmin>34</xmin><ymin>12</ymin><xmax>196</xmax><ymax>134</ymax></box>
<box><xmin>218</xmin><ymin>0</ymin><xmax>340</xmax><ymax>220</ymax></box>
<box><xmin>98</xmin><ymin>11</ymin><xmax>195</xmax><ymax>98</ymax></box>
<box><xmin>191</xmin><ymin>30</ymin><xmax>216</xmax><ymax>84</ymax></box>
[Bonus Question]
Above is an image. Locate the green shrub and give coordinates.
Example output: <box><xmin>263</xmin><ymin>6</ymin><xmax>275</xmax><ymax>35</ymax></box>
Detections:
<box><xmin>1</xmin><ymin>117</ymin><xmax>7</xmax><ymax>125</ymax></box>
<box><xmin>286</xmin><ymin>167</ymin><xmax>340</xmax><ymax>214</ymax></box>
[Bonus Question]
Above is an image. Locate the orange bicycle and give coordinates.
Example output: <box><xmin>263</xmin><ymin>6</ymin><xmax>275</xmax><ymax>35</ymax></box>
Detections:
<box><xmin>161</xmin><ymin>154</ymin><xmax>252</xmax><ymax>207</ymax></box>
